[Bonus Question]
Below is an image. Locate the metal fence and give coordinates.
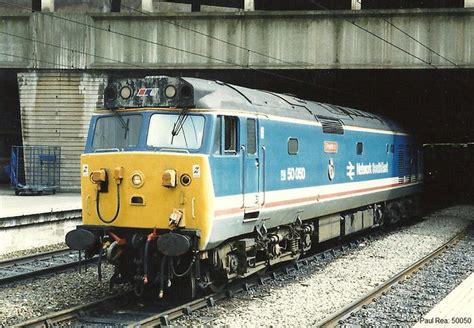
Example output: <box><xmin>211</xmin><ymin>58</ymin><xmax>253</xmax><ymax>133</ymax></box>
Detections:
<box><xmin>10</xmin><ymin>146</ymin><xmax>61</xmax><ymax>195</ymax></box>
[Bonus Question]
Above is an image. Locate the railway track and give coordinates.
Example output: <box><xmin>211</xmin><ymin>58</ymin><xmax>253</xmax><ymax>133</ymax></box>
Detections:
<box><xmin>18</xmin><ymin>223</ymin><xmax>450</xmax><ymax>327</ymax></box>
<box><xmin>8</xmin><ymin>219</ymin><xmax>469</xmax><ymax>327</ymax></box>
<box><xmin>15</xmin><ymin>232</ymin><xmax>379</xmax><ymax>327</ymax></box>
<box><xmin>316</xmin><ymin>227</ymin><xmax>468</xmax><ymax>327</ymax></box>
<box><xmin>0</xmin><ymin>248</ymin><xmax>95</xmax><ymax>285</ymax></box>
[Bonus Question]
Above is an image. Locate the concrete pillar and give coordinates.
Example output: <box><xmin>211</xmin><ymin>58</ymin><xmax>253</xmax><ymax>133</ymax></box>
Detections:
<box><xmin>466</xmin><ymin>0</ymin><xmax>474</xmax><ymax>8</ymax></box>
<box><xmin>141</xmin><ymin>0</ymin><xmax>153</xmax><ymax>12</ymax></box>
<box><xmin>41</xmin><ymin>0</ymin><xmax>54</xmax><ymax>12</ymax></box>
<box><xmin>351</xmin><ymin>0</ymin><xmax>361</xmax><ymax>10</ymax></box>
<box><xmin>244</xmin><ymin>0</ymin><xmax>255</xmax><ymax>11</ymax></box>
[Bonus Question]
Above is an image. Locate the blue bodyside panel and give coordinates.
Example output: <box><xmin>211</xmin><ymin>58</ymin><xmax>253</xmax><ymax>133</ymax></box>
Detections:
<box><xmin>210</xmin><ymin>117</ymin><xmax>417</xmax><ymax>197</ymax></box>
<box><xmin>210</xmin><ymin>155</ymin><xmax>242</xmax><ymax>196</ymax></box>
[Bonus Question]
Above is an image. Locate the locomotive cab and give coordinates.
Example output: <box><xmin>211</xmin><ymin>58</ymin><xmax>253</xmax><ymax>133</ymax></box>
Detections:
<box><xmin>78</xmin><ymin>110</ymin><xmax>215</xmax><ymax>234</ymax></box>
<box><xmin>66</xmin><ymin>76</ymin><xmax>220</xmax><ymax>297</ymax></box>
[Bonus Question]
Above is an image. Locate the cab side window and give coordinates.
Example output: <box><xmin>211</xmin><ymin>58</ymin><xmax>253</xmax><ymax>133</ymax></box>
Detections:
<box><xmin>224</xmin><ymin>116</ymin><xmax>238</xmax><ymax>154</ymax></box>
<box><xmin>213</xmin><ymin>116</ymin><xmax>239</xmax><ymax>155</ymax></box>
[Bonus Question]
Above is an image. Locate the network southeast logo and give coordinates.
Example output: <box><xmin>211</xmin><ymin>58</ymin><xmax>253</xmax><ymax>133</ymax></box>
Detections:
<box><xmin>346</xmin><ymin>161</ymin><xmax>389</xmax><ymax>180</ymax></box>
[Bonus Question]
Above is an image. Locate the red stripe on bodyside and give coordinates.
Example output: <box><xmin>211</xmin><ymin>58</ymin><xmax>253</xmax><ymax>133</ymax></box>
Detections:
<box><xmin>214</xmin><ymin>181</ymin><xmax>419</xmax><ymax>217</ymax></box>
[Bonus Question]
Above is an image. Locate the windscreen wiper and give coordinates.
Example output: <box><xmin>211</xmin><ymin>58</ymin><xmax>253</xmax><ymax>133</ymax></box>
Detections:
<box><xmin>171</xmin><ymin>107</ymin><xmax>189</xmax><ymax>144</ymax></box>
<box><xmin>112</xmin><ymin>110</ymin><xmax>129</xmax><ymax>139</ymax></box>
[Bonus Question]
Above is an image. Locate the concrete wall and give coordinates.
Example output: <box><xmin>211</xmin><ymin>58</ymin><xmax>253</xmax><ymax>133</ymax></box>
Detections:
<box><xmin>0</xmin><ymin>212</ymin><xmax>81</xmax><ymax>254</ymax></box>
<box><xmin>0</xmin><ymin>9</ymin><xmax>472</xmax><ymax>70</ymax></box>
<box><xmin>17</xmin><ymin>72</ymin><xmax>107</xmax><ymax>191</ymax></box>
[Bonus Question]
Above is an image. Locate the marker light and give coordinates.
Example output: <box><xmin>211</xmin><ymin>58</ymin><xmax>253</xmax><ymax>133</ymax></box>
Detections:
<box><xmin>180</xmin><ymin>174</ymin><xmax>191</xmax><ymax>186</ymax></box>
<box><xmin>131</xmin><ymin>172</ymin><xmax>144</xmax><ymax>188</ymax></box>
<box><xmin>165</xmin><ymin>85</ymin><xmax>177</xmax><ymax>98</ymax></box>
<box><xmin>120</xmin><ymin>86</ymin><xmax>132</xmax><ymax>99</ymax></box>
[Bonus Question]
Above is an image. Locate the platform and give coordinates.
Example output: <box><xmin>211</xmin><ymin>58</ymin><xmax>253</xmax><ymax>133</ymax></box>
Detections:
<box><xmin>0</xmin><ymin>186</ymin><xmax>81</xmax><ymax>219</ymax></box>
<box><xmin>415</xmin><ymin>273</ymin><xmax>474</xmax><ymax>327</ymax></box>
<box><xmin>0</xmin><ymin>184</ymin><xmax>81</xmax><ymax>255</ymax></box>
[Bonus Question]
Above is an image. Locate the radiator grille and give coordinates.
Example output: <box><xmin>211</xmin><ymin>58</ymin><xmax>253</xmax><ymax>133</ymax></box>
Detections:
<box><xmin>316</xmin><ymin>116</ymin><xmax>344</xmax><ymax>135</ymax></box>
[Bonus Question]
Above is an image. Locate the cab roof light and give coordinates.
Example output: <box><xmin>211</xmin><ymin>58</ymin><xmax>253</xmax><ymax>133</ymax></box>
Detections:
<box><xmin>103</xmin><ymin>76</ymin><xmax>195</xmax><ymax>110</ymax></box>
<box><xmin>165</xmin><ymin>85</ymin><xmax>177</xmax><ymax>99</ymax></box>
<box><xmin>120</xmin><ymin>86</ymin><xmax>133</xmax><ymax>100</ymax></box>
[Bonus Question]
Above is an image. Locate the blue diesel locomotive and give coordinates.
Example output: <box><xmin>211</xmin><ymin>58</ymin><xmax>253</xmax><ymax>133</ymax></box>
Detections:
<box><xmin>66</xmin><ymin>76</ymin><xmax>422</xmax><ymax>297</ymax></box>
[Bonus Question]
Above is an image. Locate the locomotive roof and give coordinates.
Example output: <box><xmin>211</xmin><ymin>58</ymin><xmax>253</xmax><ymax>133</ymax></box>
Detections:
<box><xmin>183</xmin><ymin>77</ymin><xmax>404</xmax><ymax>133</ymax></box>
<box><xmin>103</xmin><ymin>75</ymin><xmax>404</xmax><ymax>134</ymax></box>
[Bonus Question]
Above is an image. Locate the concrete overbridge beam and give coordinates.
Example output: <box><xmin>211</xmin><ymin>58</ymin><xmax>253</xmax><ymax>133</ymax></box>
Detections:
<box><xmin>0</xmin><ymin>8</ymin><xmax>472</xmax><ymax>69</ymax></box>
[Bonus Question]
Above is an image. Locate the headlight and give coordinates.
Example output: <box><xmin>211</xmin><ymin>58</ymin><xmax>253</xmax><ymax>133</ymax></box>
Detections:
<box><xmin>132</xmin><ymin>174</ymin><xmax>142</xmax><ymax>185</ymax></box>
<box><xmin>120</xmin><ymin>86</ymin><xmax>133</xmax><ymax>99</ymax></box>
<box><xmin>131</xmin><ymin>172</ymin><xmax>144</xmax><ymax>188</ymax></box>
<box><xmin>165</xmin><ymin>85</ymin><xmax>176</xmax><ymax>98</ymax></box>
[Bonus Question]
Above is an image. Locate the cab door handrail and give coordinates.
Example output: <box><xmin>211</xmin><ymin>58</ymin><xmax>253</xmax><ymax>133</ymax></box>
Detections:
<box><xmin>240</xmin><ymin>145</ymin><xmax>246</xmax><ymax>208</ymax></box>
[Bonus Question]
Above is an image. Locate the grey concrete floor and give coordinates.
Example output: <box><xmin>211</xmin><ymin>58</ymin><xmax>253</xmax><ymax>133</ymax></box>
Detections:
<box><xmin>0</xmin><ymin>184</ymin><xmax>80</xmax><ymax>218</ymax></box>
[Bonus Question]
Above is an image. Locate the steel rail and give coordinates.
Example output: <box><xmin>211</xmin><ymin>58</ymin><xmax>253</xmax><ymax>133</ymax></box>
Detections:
<box><xmin>0</xmin><ymin>248</ymin><xmax>71</xmax><ymax>266</ymax></box>
<box><xmin>0</xmin><ymin>249</ymin><xmax>96</xmax><ymax>285</ymax></box>
<box><xmin>316</xmin><ymin>227</ymin><xmax>468</xmax><ymax>327</ymax></box>
<box><xmin>12</xmin><ymin>294</ymin><xmax>127</xmax><ymax>328</ymax></box>
<box><xmin>130</xmin><ymin>294</ymin><xmax>224</xmax><ymax>326</ymax></box>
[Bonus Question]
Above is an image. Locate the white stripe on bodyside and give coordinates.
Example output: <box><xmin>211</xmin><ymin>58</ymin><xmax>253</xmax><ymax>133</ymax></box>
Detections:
<box><xmin>214</xmin><ymin>178</ymin><xmax>421</xmax><ymax>219</ymax></box>
<box><xmin>215</xmin><ymin>177</ymin><xmax>396</xmax><ymax>210</ymax></box>
<box><xmin>344</xmin><ymin>125</ymin><xmax>409</xmax><ymax>136</ymax></box>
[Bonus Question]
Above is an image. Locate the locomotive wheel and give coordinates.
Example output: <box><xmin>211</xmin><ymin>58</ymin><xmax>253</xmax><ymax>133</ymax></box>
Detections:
<box><xmin>172</xmin><ymin>269</ymin><xmax>197</xmax><ymax>300</ymax></box>
<box><xmin>199</xmin><ymin>264</ymin><xmax>227</xmax><ymax>293</ymax></box>
<box><xmin>206</xmin><ymin>271</ymin><xmax>227</xmax><ymax>293</ymax></box>
<box><xmin>384</xmin><ymin>202</ymin><xmax>401</xmax><ymax>225</ymax></box>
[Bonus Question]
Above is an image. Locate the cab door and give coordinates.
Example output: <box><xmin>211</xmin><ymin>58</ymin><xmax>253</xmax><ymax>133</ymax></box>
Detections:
<box><xmin>242</xmin><ymin>117</ymin><xmax>260</xmax><ymax>209</ymax></box>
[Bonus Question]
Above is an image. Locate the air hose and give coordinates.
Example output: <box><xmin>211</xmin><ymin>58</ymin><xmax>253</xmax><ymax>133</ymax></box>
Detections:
<box><xmin>96</xmin><ymin>185</ymin><xmax>121</xmax><ymax>224</ymax></box>
<box><xmin>143</xmin><ymin>239</ymin><xmax>152</xmax><ymax>284</ymax></box>
<box><xmin>171</xmin><ymin>256</ymin><xmax>195</xmax><ymax>278</ymax></box>
<box><xmin>159</xmin><ymin>256</ymin><xmax>168</xmax><ymax>298</ymax></box>
<box><xmin>143</xmin><ymin>229</ymin><xmax>159</xmax><ymax>285</ymax></box>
